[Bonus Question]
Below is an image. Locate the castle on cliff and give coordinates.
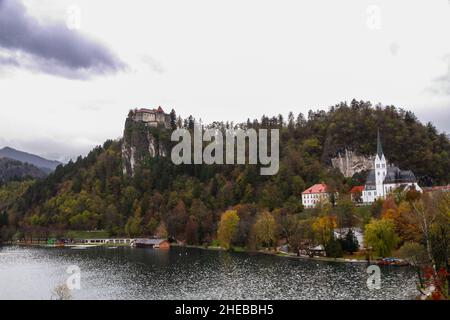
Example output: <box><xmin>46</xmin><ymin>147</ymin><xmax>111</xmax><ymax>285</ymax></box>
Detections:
<box><xmin>130</xmin><ymin>106</ymin><xmax>171</xmax><ymax>129</ymax></box>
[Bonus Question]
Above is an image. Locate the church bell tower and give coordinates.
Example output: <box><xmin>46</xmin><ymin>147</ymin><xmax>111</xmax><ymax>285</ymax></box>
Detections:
<box><xmin>374</xmin><ymin>129</ymin><xmax>387</xmax><ymax>198</ymax></box>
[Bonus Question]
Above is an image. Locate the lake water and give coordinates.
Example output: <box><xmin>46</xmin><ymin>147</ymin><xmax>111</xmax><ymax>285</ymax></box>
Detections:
<box><xmin>0</xmin><ymin>245</ymin><xmax>418</xmax><ymax>300</ymax></box>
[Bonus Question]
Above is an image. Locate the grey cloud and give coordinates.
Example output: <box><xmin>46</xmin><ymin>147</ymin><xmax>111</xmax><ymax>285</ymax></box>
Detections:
<box><xmin>415</xmin><ymin>104</ymin><xmax>450</xmax><ymax>134</ymax></box>
<box><xmin>0</xmin><ymin>0</ymin><xmax>126</xmax><ymax>79</ymax></box>
<box><xmin>141</xmin><ymin>54</ymin><xmax>165</xmax><ymax>74</ymax></box>
<box><xmin>428</xmin><ymin>54</ymin><xmax>450</xmax><ymax>96</ymax></box>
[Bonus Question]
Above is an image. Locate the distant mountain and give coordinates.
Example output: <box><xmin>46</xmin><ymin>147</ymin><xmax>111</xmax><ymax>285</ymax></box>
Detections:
<box><xmin>0</xmin><ymin>147</ymin><xmax>61</xmax><ymax>174</ymax></box>
<box><xmin>0</xmin><ymin>157</ymin><xmax>47</xmax><ymax>183</ymax></box>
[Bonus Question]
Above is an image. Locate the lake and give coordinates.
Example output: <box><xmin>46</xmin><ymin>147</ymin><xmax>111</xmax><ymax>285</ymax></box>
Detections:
<box><xmin>0</xmin><ymin>245</ymin><xmax>418</xmax><ymax>300</ymax></box>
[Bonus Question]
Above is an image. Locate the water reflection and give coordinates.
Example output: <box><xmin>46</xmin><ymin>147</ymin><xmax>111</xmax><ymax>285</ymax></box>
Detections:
<box><xmin>0</xmin><ymin>246</ymin><xmax>417</xmax><ymax>300</ymax></box>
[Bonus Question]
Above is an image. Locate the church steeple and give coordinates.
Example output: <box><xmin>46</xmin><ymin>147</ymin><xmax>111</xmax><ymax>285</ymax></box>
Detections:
<box><xmin>377</xmin><ymin>128</ymin><xmax>384</xmax><ymax>159</ymax></box>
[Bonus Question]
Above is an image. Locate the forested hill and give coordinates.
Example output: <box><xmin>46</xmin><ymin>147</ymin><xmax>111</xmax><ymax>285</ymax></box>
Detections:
<box><xmin>0</xmin><ymin>158</ymin><xmax>47</xmax><ymax>183</ymax></box>
<box><xmin>3</xmin><ymin>100</ymin><xmax>449</xmax><ymax>241</ymax></box>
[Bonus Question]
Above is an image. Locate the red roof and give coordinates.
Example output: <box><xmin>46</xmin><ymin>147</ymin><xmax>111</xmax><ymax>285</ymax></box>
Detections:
<box><xmin>136</xmin><ymin>106</ymin><xmax>166</xmax><ymax>114</ymax></box>
<box><xmin>350</xmin><ymin>186</ymin><xmax>365</xmax><ymax>193</ymax></box>
<box><xmin>423</xmin><ymin>185</ymin><xmax>450</xmax><ymax>192</ymax></box>
<box><xmin>302</xmin><ymin>183</ymin><xmax>328</xmax><ymax>194</ymax></box>
<box><xmin>136</xmin><ymin>108</ymin><xmax>155</xmax><ymax>113</ymax></box>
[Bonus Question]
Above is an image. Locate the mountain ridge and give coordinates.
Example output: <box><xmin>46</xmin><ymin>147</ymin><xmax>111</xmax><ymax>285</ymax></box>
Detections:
<box><xmin>0</xmin><ymin>147</ymin><xmax>61</xmax><ymax>173</ymax></box>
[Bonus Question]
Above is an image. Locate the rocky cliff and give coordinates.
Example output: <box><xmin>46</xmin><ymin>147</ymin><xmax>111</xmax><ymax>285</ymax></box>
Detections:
<box><xmin>121</xmin><ymin>117</ymin><xmax>171</xmax><ymax>176</ymax></box>
<box><xmin>331</xmin><ymin>149</ymin><xmax>374</xmax><ymax>178</ymax></box>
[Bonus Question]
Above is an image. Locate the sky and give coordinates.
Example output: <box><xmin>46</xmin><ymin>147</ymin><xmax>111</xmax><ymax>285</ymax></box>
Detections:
<box><xmin>0</xmin><ymin>0</ymin><xmax>449</xmax><ymax>162</ymax></box>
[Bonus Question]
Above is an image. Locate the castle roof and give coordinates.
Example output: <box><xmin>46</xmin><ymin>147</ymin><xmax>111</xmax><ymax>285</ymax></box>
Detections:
<box><xmin>302</xmin><ymin>183</ymin><xmax>329</xmax><ymax>194</ymax></box>
<box><xmin>136</xmin><ymin>106</ymin><xmax>166</xmax><ymax>114</ymax></box>
<box><xmin>364</xmin><ymin>166</ymin><xmax>416</xmax><ymax>187</ymax></box>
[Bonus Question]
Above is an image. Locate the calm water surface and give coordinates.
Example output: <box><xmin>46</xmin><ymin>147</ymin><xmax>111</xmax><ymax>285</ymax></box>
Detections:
<box><xmin>0</xmin><ymin>245</ymin><xmax>418</xmax><ymax>300</ymax></box>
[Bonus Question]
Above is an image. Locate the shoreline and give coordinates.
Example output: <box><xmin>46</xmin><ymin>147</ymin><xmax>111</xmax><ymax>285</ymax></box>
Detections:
<box><xmin>6</xmin><ymin>242</ymin><xmax>409</xmax><ymax>267</ymax></box>
<box><xmin>171</xmin><ymin>243</ymin><xmax>380</xmax><ymax>265</ymax></box>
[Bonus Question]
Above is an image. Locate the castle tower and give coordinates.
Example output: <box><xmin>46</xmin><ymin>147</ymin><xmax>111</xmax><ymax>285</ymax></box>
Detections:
<box><xmin>374</xmin><ymin>129</ymin><xmax>387</xmax><ymax>199</ymax></box>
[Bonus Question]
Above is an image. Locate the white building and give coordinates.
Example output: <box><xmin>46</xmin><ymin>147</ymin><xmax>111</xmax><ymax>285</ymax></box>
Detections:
<box><xmin>361</xmin><ymin>130</ymin><xmax>422</xmax><ymax>203</ymax></box>
<box><xmin>301</xmin><ymin>183</ymin><xmax>336</xmax><ymax>208</ymax></box>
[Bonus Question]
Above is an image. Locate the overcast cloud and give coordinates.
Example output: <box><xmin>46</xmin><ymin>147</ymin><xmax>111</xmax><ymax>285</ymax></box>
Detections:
<box><xmin>0</xmin><ymin>0</ymin><xmax>125</xmax><ymax>79</ymax></box>
<box><xmin>0</xmin><ymin>0</ymin><xmax>449</xmax><ymax>162</ymax></box>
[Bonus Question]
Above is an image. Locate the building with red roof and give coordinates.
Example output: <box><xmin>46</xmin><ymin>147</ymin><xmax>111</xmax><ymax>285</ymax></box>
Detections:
<box><xmin>349</xmin><ymin>185</ymin><xmax>365</xmax><ymax>204</ymax></box>
<box><xmin>301</xmin><ymin>183</ymin><xmax>336</xmax><ymax>208</ymax></box>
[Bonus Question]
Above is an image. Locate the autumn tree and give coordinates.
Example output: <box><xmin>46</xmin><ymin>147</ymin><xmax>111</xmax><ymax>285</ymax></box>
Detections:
<box><xmin>312</xmin><ymin>215</ymin><xmax>336</xmax><ymax>246</ymax></box>
<box><xmin>335</xmin><ymin>198</ymin><xmax>356</xmax><ymax>229</ymax></box>
<box><xmin>217</xmin><ymin>210</ymin><xmax>240</xmax><ymax>250</ymax></box>
<box><xmin>364</xmin><ymin>219</ymin><xmax>399</xmax><ymax>257</ymax></box>
<box><xmin>125</xmin><ymin>204</ymin><xmax>143</xmax><ymax>237</ymax></box>
<box><xmin>253</xmin><ymin>211</ymin><xmax>277</xmax><ymax>249</ymax></box>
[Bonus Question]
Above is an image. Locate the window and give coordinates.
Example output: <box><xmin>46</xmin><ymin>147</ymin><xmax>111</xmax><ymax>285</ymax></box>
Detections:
<box><xmin>376</xmin><ymin>164</ymin><xmax>380</xmax><ymax>168</ymax></box>
<box><xmin>382</xmin><ymin>164</ymin><xmax>386</xmax><ymax>168</ymax></box>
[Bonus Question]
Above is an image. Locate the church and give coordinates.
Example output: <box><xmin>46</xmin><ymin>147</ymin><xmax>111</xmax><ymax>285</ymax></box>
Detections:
<box><xmin>361</xmin><ymin>130</ymin><xmax>422</xmax><ymax>204</ymax></box>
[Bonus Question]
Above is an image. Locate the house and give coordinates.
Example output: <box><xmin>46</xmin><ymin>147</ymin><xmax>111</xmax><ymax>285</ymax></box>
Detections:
<box><xmin>132</xmin><ymin>106</ymin><xmax>171</xmax><ymax>128</ymax></box>
<box><xmin>301</xmin><ymin>183</ymin><xmax>337</xmax><ymax>208</ymax></box>
<box><xmin>133</xmin><ymin>238</ymin><xmax>170</xmax><ymax>249</ymax></box>
<box><xmin>361</xmin><ymin>130</ymin><xmax>422</xmax><ymax>204</ymax></box>
<box><xmin>349</xmin><ymin>186</ymin><xmax>365</xmax><ymax>204</ymax></box>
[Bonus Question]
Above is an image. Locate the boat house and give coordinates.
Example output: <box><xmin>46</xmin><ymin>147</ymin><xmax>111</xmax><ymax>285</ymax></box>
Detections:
<box><xmin>133</xmin><ymin>238</ymin><xmax>170</xmax><ymax>249</ymax></box>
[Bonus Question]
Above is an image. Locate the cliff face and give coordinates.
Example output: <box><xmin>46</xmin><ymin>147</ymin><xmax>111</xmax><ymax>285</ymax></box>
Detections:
<box><xmin>121</xmin><ymin>117</ymin><xmax>171</xmax><ymax>176</ymax></box>
<box><xmin>331</xmin><ymin>149</ymin><xmax>374</xmax><ymax>178</ymax></box>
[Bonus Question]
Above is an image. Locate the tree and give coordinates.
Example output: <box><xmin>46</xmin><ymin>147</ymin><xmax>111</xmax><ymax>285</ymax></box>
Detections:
<box><xmin>155</xmin><ymin>222</ymin><xmax>168</xmax><ymax>239</ymax></box>
<box><xmin>312</xmin><ymin>215</ymin><xmax>336</xmax><ymax>246</ymax></box>
<box><xmin>217</xmin><ymin>210</ymin><xmax>240</xmax><ymax>250</ymax></box>
<box><xmin>340</xmin><ymin>229</ymin><xmax>359</xmax><ymax>254</ymax></box>
<box><xmin>289</xmin><ymin>218</ymin><xmax>315</xmax><ymax>254</ymax></box>
<box><xmin>335</xmin><ymin>198</ymin><xmax>356</xmax><ymax>229</ymax></box>
<box><xmin>398</xmin><ymin>242</ymin><xmax>428</xmax><ymax>266</ymax></box>
<box><xmin>125</xmin><ymin>205</ymin><xmax>143</xmax><ymax>237</ymax></box>
<box><xmin>170</xmin><ymin>109</ymin><xmax>177</xmax><ymax>130</ymax></box>
<box><xmin>325</xmin><ymin>237</ymin><xmax>343</xmax><ymax>258</ymax></box>
<box><xmin>184</xmin><ymin>216</ymin><xmax>199</xmax><ymax>245</ymax></box>
<box><xmin>253</xmin><ymin>211</ymin><xmax>277</xmax><ymax>249</ymax></box>
<box><xmin>273</xmin><ymin>209</ymin><xmax>298</xmax><ymax>244</ymax></box>
<box><xmin>381</xmin><ymin>201</ymin><xmax>421</xmax><ymax>244</ymax></box>
<box><xmin>364</xmin><ymin>219</ymin><xmax>399</xmax><ymax>257</ymax></box>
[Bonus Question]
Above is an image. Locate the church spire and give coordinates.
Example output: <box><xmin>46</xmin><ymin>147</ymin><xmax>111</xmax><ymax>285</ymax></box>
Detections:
<box><xmin>377</xmin><ymin>128</ymin><xmax>384</xmax><ymax>159</ymax></box>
